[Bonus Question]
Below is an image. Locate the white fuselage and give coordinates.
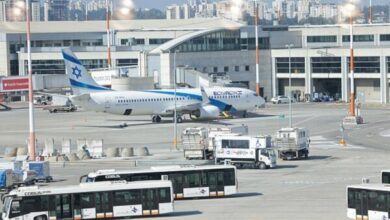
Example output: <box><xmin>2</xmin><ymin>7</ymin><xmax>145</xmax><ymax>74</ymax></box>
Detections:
<box><xmin>74</xmin><ymin>87</ymin><xmax>264</xmax><ymax>116</ymax></box>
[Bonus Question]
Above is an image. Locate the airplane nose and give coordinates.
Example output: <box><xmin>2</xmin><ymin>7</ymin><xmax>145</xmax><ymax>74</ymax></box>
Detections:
<box><xmin>258</xmin><ymin>97</ymin><xmax>266</xmax><ymax>108</ymax></box>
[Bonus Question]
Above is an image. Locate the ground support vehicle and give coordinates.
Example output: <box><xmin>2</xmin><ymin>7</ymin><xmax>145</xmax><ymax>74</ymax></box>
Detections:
<box><xmin>214</xmin><ymin>135</ymin><xmax>276</xmax><ymax>169</ymax></box>
<box><xmin>26</xmin><ymin>161</ymin><xmax>53</xmax><ymax>183</ymax></box>
<box><xmin>275</xmin><ymin>127</ymin><xmax>310</xmax><ymax>160</ymax></box>
<box><xmin>347</xmin><ymin>184</ymin><xmax>390</xmax><ymax>220</ymax></box>
<box><xmin>181</xmin><ymin>125</ymin><xmax>248</xmax><ymax>160</ymax></box>
<box><xmin>2</xmin><ymin>180</ymin><xmax>174</xmax><ymax>219</ymax></box>
<box><xmin>80</xmin><ymin>165</ymin><xmax>237</xmax><ymax>199</ymax></box>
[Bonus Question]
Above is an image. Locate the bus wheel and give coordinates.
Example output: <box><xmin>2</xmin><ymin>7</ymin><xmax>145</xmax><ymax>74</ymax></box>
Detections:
<box><xmin>34</xmin><ymin>215</ymin><xmax>47</xmax><ymax>220</ymax></box>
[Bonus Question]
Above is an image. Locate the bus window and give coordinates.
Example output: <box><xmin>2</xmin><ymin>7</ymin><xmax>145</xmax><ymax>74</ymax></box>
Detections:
<box><xmin>382</xmin><ymin>172</ymin><xmax>390</xmax><ymax>184</ymax></box>
<box><xmin>368</xmin><ymin>191</ymin><xmax>387</xmax><ymax>212</ymax></box>
<box><xmin>169</xmin><ymin>173</ymin><xmax>184</xmax><ymax>194</ymax></box>
<box><xmin>96</xmin><ymin>192</ymin><xmax>113</xmax><ymax>214</ymax></box>
<box><xmin>159</xmin><ymin>188</ymin><xmax>171</xmax><ymax>203</ymax></box>
<box><xmin>224</xmin><ymin>169</ymin><xmax>236</xmax><ymax>186</ymax></box>
<box><xmin>347</xmin><ymin>188</ymin><xmax>355</xmax><ymax>209</ymax></box>
<box><xmin>131</xmin><ymin>175</ymin><xmax>149</xmax><ymax>181</ymax></box>
<box><xmin>185</xmin><ymin>172</ymin><xmax>201</xmax><ymax>188</ymax></box>
<box><xmin>142</xmin><ymin>189</ymin><xmax>158</xmax><ymax>211</ymax></box>
<box><xmin>62</xmin><ymin>194</ymin><xmax>72</xmax><ymax>218</ymax></box>
<box><xmin>114</xmin><ymin>190</ymin><xmax>141</xmax><ymax>206</ymax></box>
<box><xmin>80</xmin><ymin>193</ymin><xmax>95</xmax><ymax>209</ymax></box>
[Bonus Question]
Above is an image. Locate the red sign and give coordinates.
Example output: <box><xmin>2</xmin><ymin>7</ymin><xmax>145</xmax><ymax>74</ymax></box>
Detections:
<box><xmin>1</xmin><ymin>77</ymin><xmax>29</xmax><ymax>92</ymax></box>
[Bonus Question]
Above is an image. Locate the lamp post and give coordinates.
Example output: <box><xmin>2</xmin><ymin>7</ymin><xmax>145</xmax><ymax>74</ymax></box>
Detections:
<box><xmin>173</xmin><ymin>50</ymin><xmax>179</xmax><ymax>150</ymax></box>
<box><xmin>286</xmin><ymin>44</ymin><xmax>294</xmax><ymax>128</ymax></box>
<box><xmin>21</xmin><ymin>0</ymin><xmax>36</xmax><ymax>160</ymax></box>
<box><xmin>348</xmin><ymin>6</ymin><xmax>355</xmax><ymax>117</ymax></box>
<box><xmin>105</xmin><ymin>0</ymin><xmax>112</xmax><ymax>69</ymax></box>
<box><xmin>254</xmin><ymin>0</ymin><xmax>261</xmax><ymax>96</ymax></box>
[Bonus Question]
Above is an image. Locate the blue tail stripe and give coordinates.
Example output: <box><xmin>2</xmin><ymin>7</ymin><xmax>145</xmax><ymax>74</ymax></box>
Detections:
<box><xmin>70</xmin><ymin>79</ymin><xmax>110</xmax><ymax>91</ymax></box>
<box><xmin>62</xmin><ymin>52</ymin><xmax>82</xmax><ymax>65</ymax></box>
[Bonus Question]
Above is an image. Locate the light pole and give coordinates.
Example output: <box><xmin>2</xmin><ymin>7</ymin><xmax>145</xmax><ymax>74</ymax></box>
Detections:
<box><xmin>173</xmin><ymin>50</ymin><xmax>179</xmax><ymax>150</ymax></box>
<box><xmin>105</xmin><ymin>0</ymin><xmax>112</xmax><ymax>69</ymax></box>
<box><xmin>22</xmin><ymin>0</ymin><xmax>36</xmax><ymax>159</ymax></box>
<box><xmin>348</xmin><ymin>6</ymin><xmax>355</xmax><ymax>117</ymax></box>
<box><xmin>254</xmin><ymin>0</ymin><xmax>261</xmax><ymax>96</ymax></box>
<box><xmin>286</xmin><ymin>44</ymin><xmax>294</xmax><ymax>128</ymax></box>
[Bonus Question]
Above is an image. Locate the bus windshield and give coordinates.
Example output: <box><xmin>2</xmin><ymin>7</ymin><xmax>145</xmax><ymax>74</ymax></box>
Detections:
<box><xmin>2</xmin><ymin>196</ymin><xmax>11</xmax><ymax>214</ymax></box>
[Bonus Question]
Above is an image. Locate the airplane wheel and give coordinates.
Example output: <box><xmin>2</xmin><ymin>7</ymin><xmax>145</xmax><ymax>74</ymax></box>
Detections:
<box><xmin>152</xmin><ymin>116</ymin><xmax>156</xmax><ymax>123</ymax></box>
<box><xmin>156</xmin><ymin>115</ymin><xmax>162</xmax><ymax>123</ymax></box>
<box><xmin>242</xmin><ymin>111</ymin><xmax>247</xmax><ymax>118</ymax></box>
<box><xmin>176</xmin><ymin>116</ymin><xmax>183</xmax><ymax>123</ymax></box>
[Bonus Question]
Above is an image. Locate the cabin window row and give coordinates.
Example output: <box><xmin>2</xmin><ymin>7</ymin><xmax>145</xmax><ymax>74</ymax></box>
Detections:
<box><xmin>94</xmin><ymin>169</ymin><xmax>236</xmax><ymax>187</ymax></box>
<box><xmin>118</xmin><ymin>97</ymin><xmax>190</xmax><ymax>103</ymax></box>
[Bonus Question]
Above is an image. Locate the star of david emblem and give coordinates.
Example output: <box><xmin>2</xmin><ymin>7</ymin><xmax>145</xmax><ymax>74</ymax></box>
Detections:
<box><xmin>200</xmin><ymin>189</ymin><xmax>206</xmax><ymax>194</ymax></box>
<box><xmin>72</xmin><ymin>66</ymin><xmax>82</xmax><ymax>79</ymax></box>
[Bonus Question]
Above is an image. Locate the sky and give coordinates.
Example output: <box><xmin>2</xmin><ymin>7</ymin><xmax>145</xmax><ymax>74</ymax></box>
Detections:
<box><xmin>132</xmin><ymin>0</ymin><xmax>388</xmax><ymax>10</ymax></box>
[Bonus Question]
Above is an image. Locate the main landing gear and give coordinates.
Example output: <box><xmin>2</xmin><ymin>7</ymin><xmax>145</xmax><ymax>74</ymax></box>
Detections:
<box><xmin>152</xmin><ymin>115</ymin><xmax>184</xmax><ymax>123</ymax></box>
<box><xmin>152</xmin><ymin>115</ymin><xmax>162</xmax><ymax>123</ymax></box>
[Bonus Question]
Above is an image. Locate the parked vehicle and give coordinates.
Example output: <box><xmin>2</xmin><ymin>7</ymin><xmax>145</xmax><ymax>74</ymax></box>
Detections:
<box><xmin>181</xmin><ymin>125</ymin><xmax>248</xmax><ymax>160</ymax></box>
<box><xmin>26</xmin><ymin>161</ymin><xmax>52</xmax><ymax>182</ymax></box>
<box><xmin>271</xmin><ymin>96</ymin><xmax>289</xmax><ymax>104</ymax></box>
<box><xmin>214</xmin><ymin>135</ymin><xmax>277</xmax><ymax>169</ymax></box>
<box><xmin>275</xmin><ymin>127</ymin><xmax>310</xmax><ymax>160</ymax></box>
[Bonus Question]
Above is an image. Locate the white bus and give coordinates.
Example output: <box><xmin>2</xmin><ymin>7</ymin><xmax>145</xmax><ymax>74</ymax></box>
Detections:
<box><xmin>347</xmin><ymin>184</ymin><xmax>390</xmax><ymax>220</ymax></box>
<box><xmin>2</xmin><ymin>180</ymin><xmax>173</xmax><ymax>220</ymax></box>
<box><xmin>80</xmin><ymin>165</ymin><xmax>237</xmax><ymax>199</ymax></box>
<box><xmin>381</xmin><ymin>170</ymin><xmax>390</xmax><ymax>184</ymax></box>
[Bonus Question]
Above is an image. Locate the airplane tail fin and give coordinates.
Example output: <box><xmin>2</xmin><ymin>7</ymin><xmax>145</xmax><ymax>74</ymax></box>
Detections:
<box><xmin>61</xmin><ymin>48</ymin><xmax>109</xmax><ymax>95</ymax></box>
<box><xmin>200</xmin><ymin>86</ymin><xmax>210</xmax><ymax>104</ymax></box>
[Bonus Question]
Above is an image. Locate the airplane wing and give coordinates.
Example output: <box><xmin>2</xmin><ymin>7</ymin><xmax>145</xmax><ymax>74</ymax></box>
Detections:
<box><xmin>161</xmin><ymin>103</ymin><xmax>201</xmax><ymax>115</ymax></box>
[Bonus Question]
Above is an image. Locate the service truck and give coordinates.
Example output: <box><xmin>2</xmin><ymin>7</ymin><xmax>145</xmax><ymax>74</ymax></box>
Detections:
<box><xmin>27</xmin><ymin>161</ymin><xmax>52</xmax><ymax>182</ymax></box>
<box><xmin>274</xmin><ymin>127</ymin><xmax>310</xmax><ymax>160</ymax></box>
<box><xmin>214</xmin><ymin>135</ymin><xmax>276</xmax><ymax>169</ymax></box>
<box><xmin>0</xmin><ymin>169</ymin><xmax>36</xmax><ymax>193</ymax></box>
<box><xmin>181</xmin><ymin>125</ymin><xmax>248</xmax><ymax>160</ymax></box>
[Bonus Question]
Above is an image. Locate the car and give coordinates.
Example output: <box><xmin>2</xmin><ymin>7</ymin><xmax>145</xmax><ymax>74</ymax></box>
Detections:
<box><xmin>271</xmin><ymin>96</ymin><xmax>290</xmax><ymax>104</ymax></box>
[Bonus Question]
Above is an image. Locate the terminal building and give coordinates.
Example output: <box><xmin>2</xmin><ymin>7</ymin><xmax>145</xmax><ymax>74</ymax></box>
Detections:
<box><xmin>0</xmin><ymin>18</ymin><xmax>389</xmax><ymax>103</ymax></box>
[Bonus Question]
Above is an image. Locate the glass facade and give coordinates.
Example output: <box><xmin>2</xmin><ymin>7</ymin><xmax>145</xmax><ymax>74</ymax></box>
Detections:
<box><xmin>387</xmin><ymin>57</ymin><xmax>390</xmax><ymax>73</ymax></box>
<box><xmin>116</xmin><ymin>59</ymin><xmax>138</xmax><ymax>67</ymax></box>
<box><xmin>276</xmin><ymin>57</ymin><xmax>305</xmax><ymax>74</ymax></box>
<box><xmin>311</xmin><ymin>57</ymin><xmax>341</xmax><ymax>73</ymax></box>
<box><xmin>149</xmin><ymin>39</ymin><xmax>172</xmax><ymax>45</ymax></box>
<box><xmin>347</xmin><ymin>57</ymin><xmax>380</xmax><ymax>73</ymax></box>
<box><xmin>307</xmin><ymin>36</ymin><xmax>337</xmax><ymax>43</ymax></box>
<box><xmin>342</xmin><ymin>35</ymin><xmax>374</xmax><ymax>42</ymax></box>
<box><xmin>24</xmin><ymin>59</ymin><xmax>108</xmax><ymax>75</ymax></box>
<box><xmin>380</xmin><ymin>34</ymin><xmax>390</xmax><ymax>41</ymax></box>
<box><xmin>173</xmin><ymin>30</ymin><xmax>270</xmax><ymax>53</ymax></box>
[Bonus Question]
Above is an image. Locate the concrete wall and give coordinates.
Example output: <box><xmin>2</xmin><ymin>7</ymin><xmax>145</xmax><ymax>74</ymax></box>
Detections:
<box><xmin>355</xmin><ymin>79</ymin><xmax>381</xmax><ymax>103</ymax></box>
<box><xmin>111</xmin><ymin>77</ymin><xmax>154</xmax><ymax>91</ymax></box>
<box><xmin>278</xmin><ymin>79</ymin><xmax>306</xmax><ymax>99</ymax></box>
<box><xmin>167</xmin><ymin>50</ymin><xmax>273</xmax><ymax>98</ymax></box>
<box><xmin>0</xmin><ymin>34</ymin><xmax>8</xmax><ymax>77</ymax></box>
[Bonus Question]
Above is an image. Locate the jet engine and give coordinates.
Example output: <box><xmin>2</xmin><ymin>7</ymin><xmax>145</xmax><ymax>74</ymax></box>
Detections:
<box><xmin>192</xmin><ymin>105</ymin><xmax>220</xmax><ymax>119</ymax></box>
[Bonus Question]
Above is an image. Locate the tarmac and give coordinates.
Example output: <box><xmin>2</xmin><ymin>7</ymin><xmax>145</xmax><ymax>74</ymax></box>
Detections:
<box><xmin>1</xmin><ymin>102</ymin><xmax>390</xmax><ymax>220</ymax></box>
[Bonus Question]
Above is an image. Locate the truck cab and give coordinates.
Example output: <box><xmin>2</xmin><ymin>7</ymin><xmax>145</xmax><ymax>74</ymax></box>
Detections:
<box><xmin>214</xmin><ymin>135</ymin><xmax>276</xmax><ymax>169</ymax></box>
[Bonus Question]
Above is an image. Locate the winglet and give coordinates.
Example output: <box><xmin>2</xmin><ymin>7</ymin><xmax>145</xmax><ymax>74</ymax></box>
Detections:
<box><xmin>200</xmin><ymin>86</ymin><xmax>210</xmax><ymax>104</ymax></box>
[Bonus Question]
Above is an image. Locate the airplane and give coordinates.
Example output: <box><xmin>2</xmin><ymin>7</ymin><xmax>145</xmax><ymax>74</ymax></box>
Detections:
<box><xmin>62</xmin><ymin>48</ymin><xmax>265</xmax><ymax>123</ymax></box>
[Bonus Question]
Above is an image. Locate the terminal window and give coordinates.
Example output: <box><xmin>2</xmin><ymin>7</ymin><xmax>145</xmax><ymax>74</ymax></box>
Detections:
<box><xmin>307</xmin><ymin>36</ymin><xmax>337</xmax><ymax>43</ymax></box>
<box><xmin>347</xmin><ymin>57</ymin><xmax>380</xmax><ymax>73</ymax></box>
<box><xmin>276</xmin><ymin>57</ymin><xmax>305</xmax><ymax>74</ymax></box>
<box><xmin>342</xmin><ymin>35</ymin><xmax>374</xmax><ymax>42</ymax></box>
<box><xmin>311</xmin><ymin>57</ymin><xmax>341</xmax><ymax>73</ymax></box>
